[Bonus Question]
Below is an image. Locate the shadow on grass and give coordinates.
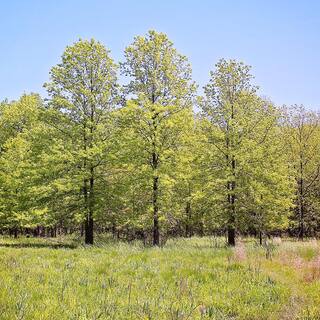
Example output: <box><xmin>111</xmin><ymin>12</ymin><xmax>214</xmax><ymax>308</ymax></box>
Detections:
<box><xmin>0</xmin><ymin>242</ymin><xmax>78</xmax><ymax>249</ymax></box>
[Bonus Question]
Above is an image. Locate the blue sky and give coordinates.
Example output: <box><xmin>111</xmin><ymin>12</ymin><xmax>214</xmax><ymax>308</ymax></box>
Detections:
<box><xmin>0</xmin><ymin>0</ymin><xmax>319</xmax><ymax>109</ymax></box>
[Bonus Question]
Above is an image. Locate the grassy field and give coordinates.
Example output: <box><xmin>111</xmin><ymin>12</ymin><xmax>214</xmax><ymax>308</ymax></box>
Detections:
<box><xmin>0</xmin><ymin>237</ymin><xmax>319</xmax><ymax>319</ymax></box>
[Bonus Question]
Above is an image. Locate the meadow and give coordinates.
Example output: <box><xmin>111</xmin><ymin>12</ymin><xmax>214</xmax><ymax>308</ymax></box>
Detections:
<box><xmin>0</xmin><ymin>237</ymin><xmax>319</xmax><ymax>320</ymax></box>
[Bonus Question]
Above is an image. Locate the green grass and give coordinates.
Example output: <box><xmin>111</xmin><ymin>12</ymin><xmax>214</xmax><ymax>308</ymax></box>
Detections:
<box><xmin>0</xmin><ymin>237</ymin><xmax>319</xmax><ymax>319</ymax></box>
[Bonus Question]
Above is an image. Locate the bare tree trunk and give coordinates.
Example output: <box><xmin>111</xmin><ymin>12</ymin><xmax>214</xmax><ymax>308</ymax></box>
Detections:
<box><xmin>226</xmin><ymin>155</ymin><xmax>236</xmax><ymax>246</ymax></box>
<box><xmin>85</xmin><ymin>217</ymin><xmax>94</xmax><ymax>244</ymax></box>
<box><xmin>227</xmin><ymin>102</ymin><xmax>236</xmax><ymax>246</ymax></box>
<box><xmin>83</xmin><ymin>177</ymin><xmax>93</xmax><ymax>245</ymax></box>
<box><xmin>151</xmin><ymin>102</ymin><xmax>160</xmax><ymax>246</ymax></box>
<box><xmin>153</xmin><ymin>174</ymin><xmax>160</xmax><ymax>246</ymax></box>
<box><xmin>185</xmin><ymin>200</ymin><xmax>192</xmax><ymax>238</ymax></box>
<box><xmin>228</xmin><ymin>228</ymin><xmax>235</xmax><ymax>246</ymax></box>
<box><xmin>298</xmin><ymin>157</ymin><xmax>304</xmax><ymax>240</ymax></box>
<box><xmin>84</xmin><ymin>169</ymin><xmax>94</xmax><ymax>245</ymax></box>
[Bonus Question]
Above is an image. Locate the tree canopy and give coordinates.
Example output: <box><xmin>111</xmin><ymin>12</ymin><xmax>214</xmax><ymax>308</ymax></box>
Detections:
<box><xmin>0</xmin><ymin>31</ymin><xmax>318</xmax><ymax>245</ymax></box>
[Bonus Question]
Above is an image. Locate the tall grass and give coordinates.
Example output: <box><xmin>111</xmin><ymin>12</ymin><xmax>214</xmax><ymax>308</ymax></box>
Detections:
<box><xmin>0</xmin><ymin>237</ymin><xmax>319</xmax><ymax>319</ymax></box>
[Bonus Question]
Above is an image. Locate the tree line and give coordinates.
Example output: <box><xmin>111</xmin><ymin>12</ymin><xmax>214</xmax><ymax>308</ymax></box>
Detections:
<box><xmin>0</xmin><ymin>30</ymin><xmax>319</xmax><ymax>246</ymax></box>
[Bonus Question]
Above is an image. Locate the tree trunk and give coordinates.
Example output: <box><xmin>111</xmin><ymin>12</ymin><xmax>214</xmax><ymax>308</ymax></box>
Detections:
<box><xmin>83</xmin><ymin>175</ymin><xmax>94</xmax><ymax>245</ymax></box>
<box><xmin>227</xmin><ymin>158</ymin><xmax>236</xmax><ymax>246</ymax></box>
<box><xmin>226</xmin><ymin>100</ymin><xmax>236</xmax><ymax>246</ymax></box>
<box><xmin>227</xmin><ymin>227</ymin><xmax>235</xmax><ymax>246</ymax></box>
<box><xmin>298</xmin><ymin>169</ymin><xmax>304</xmax><ymax>240</ymax></box>
<box><xmin>85</xmin><ymin>216</ymin><xmax>94</xmax><ymax>244</ymax></box>
<box><xmin>297</xmin><ymin>134</ymin><xmax>305</xmax><ymax>240</ymax></box>
<box><xmin>153</xmin><ymin>174</ymin><xmax>160</xmax><ymax>246</ymax></box>
<box><xmin>85</xmin><ymin>170</ymin><xmax>94</xmax><ymax>245</ymax></box>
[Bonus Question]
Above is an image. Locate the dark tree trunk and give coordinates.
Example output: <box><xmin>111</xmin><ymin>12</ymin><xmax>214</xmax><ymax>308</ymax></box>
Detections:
<box><xmin>185</xmin><ymin>200</ymin><xmax>192</xmax><ymax>238</ymax></box>
<box><xmin>227</xmin><ymin>159</ymin><xmax>236</xmax><ymax>246</ymax></box>
<box><xmin>85</xmin><ymin>217</ymin><xmax>94</xmax><ymax>244</ymax></box>
<box><xmin>298</xmin><ymin>168</ymin><xmax>304</xmax><ymax>240</ymax></box>
<box><xmin>150</xmin><ymin>90</ymin><xmax>161</xmax><ymax>247</ymax></box>
<box><xmin>297</xmin><ymin>132</ymin><xmax>306</xmax><ymax>240</ymax></box>
<box><xmin>83</xmin><ymin>178</ymin><xmax>93</xmax><ymax>245</ymax></box>
<box><xmin>33</xmin><ymin>226</ymin><xmax>40</xmax><ymax>237</ymax></box>
<box><xmin>84</xmin><ymin>171</ymin><xmax>94</xmax><ymax>245</ymax></box>
<box><xmin>228</xmin><ymin>227</ymin><xmax>235</xmax><ymax>246</ymax></box>
<box><xmin>153</xmin><ymin>174</ymin><xmax>160</xmax><ymax>246</ymax></box>
<box><xmin>226</xmin><ymin>100</ymin><xmax>236</xmax><ymax>247</ymax></box>
<box><xmin>259</xmin><ymin>231</ymin><xmax>263</xmax><ymax>245</ymax></box>
<box><xmin>82</xmin><ymin>101</ymin><xmax>95</xmax><ymax>245</ymax></box>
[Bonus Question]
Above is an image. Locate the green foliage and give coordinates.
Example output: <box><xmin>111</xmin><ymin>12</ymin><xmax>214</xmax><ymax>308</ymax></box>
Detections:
<box><xmin>44</xmin><ymin>38</ymin><xmax>119</xmax><ymax>243</ymax></box>
<box><xmin>201</xmin><ymin>59</ymin><xmax>295</xmax><ymax>238</ymax></box>
<box><xmin>0</xmin><ymin>94</ymin><xmax>47</xmax><ymax>230</ymax></box>
<box><xmin>0</xmin><ymin>33</ymin><xmax>318</xmax><ymax>244</ymax></box>
<box><xmin>119</xmin><ymin>30</ymin><xmax>196</xmax><ymax>243</ymax></box>
<box><xmin>282</xmin><ymin>105</ymin><xmax>320</xmax><ymax>237</ymax></box>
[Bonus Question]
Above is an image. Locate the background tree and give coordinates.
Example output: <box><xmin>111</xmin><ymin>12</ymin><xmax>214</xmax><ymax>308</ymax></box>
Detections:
<box><xmin>202</xmin><ymin>59</ymin><xmax>294</xmax><ymax>245</ymax></box>
<box><xmin>0</xmin><ymin>33</ymin><xmax>315</xmax><ymax>243</ymax></box>
<box><xmin>168</xmin><ymin>115</ymin><xmax>211</xmax><ymax>237</ymax></box>
<box><xmin>44</xmin><ymin>39</ymin><xmax>118</xmax><ymax>244</ymax></box>
<box><xmin>0</xmin><ymin>94</ymin><xmax>48</xmax><ymax>236</ymax></box>
<box><xmin>283</xmin><ymin>105</ymin><xmax>320</xmax><ymax>238</ymax></box>
<box><xmin>120</xmin><ymin>30</ymin><xmax>196</xmax><ymax>245</ymax></box>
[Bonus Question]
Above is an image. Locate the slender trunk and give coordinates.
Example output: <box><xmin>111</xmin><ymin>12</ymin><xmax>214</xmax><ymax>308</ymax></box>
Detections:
<box><xmin>83</xmin><ymin>178</ymin><xmax>93</xmax><ymax>245</ymax></box>
<box><xmin>228</xmin><ymin>157</ymin><xmax>236</xmax><ymax>246</ymax></box>
<box><xmin>82</xmin><ymin>99</ymin><xmax>95</xmax><ymax>245</ymax></box>
<box><xmin>84</xmin><ymin>69</ymin><xmax>96</xmax><ymax>245</ymax></box>
<box><xmin>226</xmin><ymin>101</ymin><xmax>236</xmax><ymax>246</ymax></box>
<box><xmin>84</xmin><ymin>169</ymin><xmax>94</xmax><ymax>245</ymax></box>
<box><xmin>259</xmin><ymin>231</ymin><xmax>263</xmax><ymax>246</ymax></box>
<box><xmin>151</xmin><ymin>94</ymin><xmax>160</xmax><ymax>246</ymax></box>
<box><xmin>298</xmin><ymin>156</ymin><xmax>304</xmax><ymax>240</ymax></box>
<box><xmin>226</xmin><ymin>148</ymin><xmax>236</xmax><ymax>245</ymax></box>
<box><xmin>153</xmin><ymin>174</ymin><xmax>160</xmax><ymax>246</ymax></box>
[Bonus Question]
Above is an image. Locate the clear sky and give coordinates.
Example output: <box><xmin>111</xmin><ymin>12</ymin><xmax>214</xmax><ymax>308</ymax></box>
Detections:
<box><xmin>0</xmin><ymin>0</ymin><xmax>319</xmax><ymax>109</ymax></box>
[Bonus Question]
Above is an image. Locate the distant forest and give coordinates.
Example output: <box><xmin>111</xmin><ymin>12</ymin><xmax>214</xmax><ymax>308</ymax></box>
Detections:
<box><xmin>0</xmin><ymin>30</ymin><xmax>319</xmax><ymax>246</ymax></box>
